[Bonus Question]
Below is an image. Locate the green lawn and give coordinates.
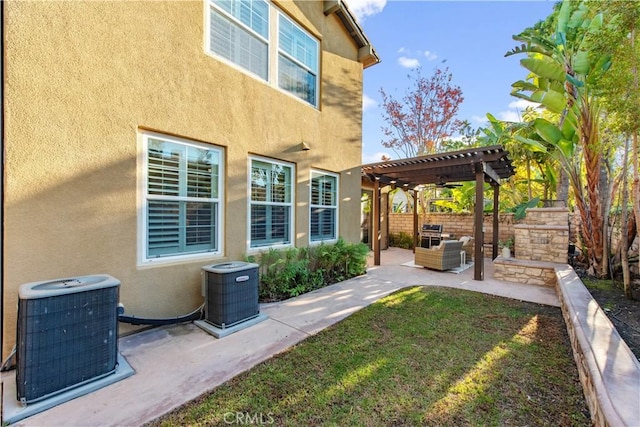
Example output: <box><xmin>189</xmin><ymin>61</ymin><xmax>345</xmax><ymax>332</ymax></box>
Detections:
<box><xmin>151</xmin><ymin>287</ymin><xmax>590</xmax><ymax>426</ymax></box>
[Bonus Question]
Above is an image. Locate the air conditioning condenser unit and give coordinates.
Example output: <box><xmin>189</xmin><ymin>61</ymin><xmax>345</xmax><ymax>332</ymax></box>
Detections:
<box><xmin>16</xmin><ymin>274</ymin><xmax>120</xmax><ymax>404</ymax></box>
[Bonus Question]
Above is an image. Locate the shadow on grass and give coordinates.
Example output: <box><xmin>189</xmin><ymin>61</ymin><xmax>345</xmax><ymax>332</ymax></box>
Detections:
<box><xmin>151</xmin><ymin>287</ymin><xmax>590</xmax><ymax>426</ymax></box>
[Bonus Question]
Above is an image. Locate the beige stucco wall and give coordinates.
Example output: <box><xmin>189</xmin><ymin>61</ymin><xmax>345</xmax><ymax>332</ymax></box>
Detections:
<box><xmin>3</xmin><ymin>0</ymin><xmax>367</xmax><ymax>358</ymax></box>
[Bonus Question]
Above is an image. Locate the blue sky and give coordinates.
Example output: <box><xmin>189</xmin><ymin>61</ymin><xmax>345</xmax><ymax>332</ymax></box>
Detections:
<box><xmin>347</xmin><ymin>0</ymin><xmax>557</xmax><ymax>163</ymax></box>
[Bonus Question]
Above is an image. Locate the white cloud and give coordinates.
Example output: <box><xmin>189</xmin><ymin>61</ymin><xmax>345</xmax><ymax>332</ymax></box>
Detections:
<box><xmin>471</xmin><ymin>115</ymin><xmax>488</xmax><ymax>125</ymax></box>
<box><xmin>362</xmin><ymin>151</ymin><xmax>392</xmax><ymax>164</ymax></box>
<box><xmin>508</xmin><ymin>99</ymin><xmax>539</xmax><ymax>110</ymax></box>
<box><xmin>497</xmin><ymin>110</ymin><xmax>522</xmax><ymax>122</ymax></box>
<box><xmin>398</xmin><ymin>56</ymin><xmax>420</xmax><ymax>69</ymax></box>
<box><xmin>497</xmin><ymin>100</ymin><xmax>540</xmax><ymax>122</ymax></box>
<box><xmin>468</xmin><ymin>100</ymin><xmax>540</xmax><ymax>125</ymax></box>
<box><xmin>471</xmin><ymin>100</ymin><xmax>540</xmax><ymax>126</ymax></box>
<box><xmin>394</xmin><ymin>48</ymin><xmax>435</xmax><ymax>69</ymax></box>
<box><xmin>424</xmin><ymin>50</ymin><xmax>438</xmax><ymax>61</ymax></box>
<box><xmin>362</xmin><ymin>94</ymin><xmax>377</xmax><ymax>111</ymax></box>
<box><xmin>345</xmin><ymin>0</ymin><xmax>387</xmax><ymax>21</ymax></box>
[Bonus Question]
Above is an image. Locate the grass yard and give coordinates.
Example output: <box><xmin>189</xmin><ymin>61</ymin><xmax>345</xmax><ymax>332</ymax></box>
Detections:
<box><xmin>151</xmin><ymin>287</ymin><xmax>590</xmax><ymax>426</ymax></box>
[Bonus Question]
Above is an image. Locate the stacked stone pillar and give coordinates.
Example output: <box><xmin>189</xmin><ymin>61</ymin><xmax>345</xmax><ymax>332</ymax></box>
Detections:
<box><xmin>514</xmin><ymin>208</ymin><xmax>569</xmax><ymax>263</ymax></box>
<box><xmin>494</xmin><ymin>207</ymin><xmax>570</xmax><ymax>286</ymax></box>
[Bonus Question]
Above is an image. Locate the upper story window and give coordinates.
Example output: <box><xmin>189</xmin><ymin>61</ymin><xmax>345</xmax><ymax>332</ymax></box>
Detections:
<box><xmin>310</xmin><ymin>170</ymin><xmax>338</xmax><ymax>243</ymax></box>
<box><xmin>249</xmin><ymin>157</ymin><xmax>294</xmax><ymax>249</ymax></box>
<box><xmin>277</xmin><ymin>13</ymin><xmax>319</xmax><ymax>106</ymax></box>
<box><xmin>207</xmin><ymin>0</ymin><xmax>320</xmax><ymax>108</ymax></box>
<box><xmin>140</xmin><ymin>132</ymin><xmax>223</xmax><ymax>264</ymax></box>
<box><xmin>208</xmin><ymin>0</ymin><xmax>269</xmax><ymax>80</ymax></box>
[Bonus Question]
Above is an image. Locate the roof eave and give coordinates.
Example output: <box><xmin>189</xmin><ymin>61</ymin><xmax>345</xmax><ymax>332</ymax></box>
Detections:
<box><xmin>324</xmin><ymin>0</ymin><xmax>381</xmax><ymax>68</ymax></box>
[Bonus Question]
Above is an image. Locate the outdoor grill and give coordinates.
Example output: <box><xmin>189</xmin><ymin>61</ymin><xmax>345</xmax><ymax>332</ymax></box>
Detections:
<box><xmin>420</xmin><ymin>224</ymin><xmax>443</xmax><ymax>248</ymax></box>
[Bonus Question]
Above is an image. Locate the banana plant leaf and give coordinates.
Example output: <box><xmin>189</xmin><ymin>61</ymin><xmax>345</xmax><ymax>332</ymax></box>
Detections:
<box><xmin>544</xmin><ymin>162</ymin><xmax>558</xmax><ymax>188</ymax></box>
<box><xmin>521</xmin><ymin>57</ymin><xmax>566</xmax><ymax>82</ymax></box>
<box><xmin>513</xmin><ymin>135</ymin><xmax>548</xmax><ymax>152</ymax></box>
<box><xmin>557</xmin><ymin>0</ymin><xmax>572</xmax><ymax>34</ymax></box>
<box><xmin>534</xmin><ymin>118</ymin><xmax>563</xmax><ymax>144</ymax></box>
<box><xmin>566</xmin><ymin>72</ymin><xmax>584</xmax><ymax>88</ymax></box>
<box><xmin>539</xmin><ymin>90</ymin><xmax>567</xmax><ymax>113</ymax></box>
<box><xmin>586</xmin><ymin>54</ymin><xmax>612</xmax><ymax>85</ymax></box>
<box><xmin>573</xmin><ymin>50</ymin><xmax>590</xmax><ymax>75</ymax></box>
<box><xmin>511</xmin><ymin>80</ymin><xmax>539</xmax><ymax>92</ymax></box>
<box><xmin>568</xmin><ymin>4</ymin><xmax>587</xmax><ymax>29</ymax></box>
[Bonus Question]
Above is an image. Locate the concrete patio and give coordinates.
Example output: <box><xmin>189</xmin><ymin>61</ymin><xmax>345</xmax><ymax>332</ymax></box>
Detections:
<box><xmin>2</xmin><ymin>248</ymin><xmax>560</xmax><ymax>426</ymax></box>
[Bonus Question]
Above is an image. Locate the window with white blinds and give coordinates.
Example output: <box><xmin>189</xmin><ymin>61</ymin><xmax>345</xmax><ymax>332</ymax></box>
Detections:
<box><xmin>249</xmin><ymin>158</ymin><xmax>293</xmax><ymax>248</ymax></box>
<box><xmin>278</xmin><ymin>14</ymin><xmax>318</xmax><ymax>106</ymax></box>
<box><xmin>143</xmin><ymin>133</ymin><xmax>222</xmax><ymax>260</ymax></box>
<box><xmin>310</xmin><ymin>171</ymin><xmax>338</xmax><ymax>242</ymax></box>
<box><xmin>208</xmin><ymin>0</ymin><xmax>269</xmax><ymax>80</ymax></box>
<box><xmin>206</xmin><ymin>0</ymin><xmax>319</xmax><ymax>108</ymax></box>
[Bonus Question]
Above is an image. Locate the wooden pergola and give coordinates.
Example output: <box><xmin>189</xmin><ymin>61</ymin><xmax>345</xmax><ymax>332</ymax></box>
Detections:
<box><xmin>361</xmin><ymin>145</ymin><xmax>516</xmax><ymax>281</ymax></box>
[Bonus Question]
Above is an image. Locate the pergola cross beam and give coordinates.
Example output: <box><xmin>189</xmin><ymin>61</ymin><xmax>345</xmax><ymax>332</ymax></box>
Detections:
<box><xmin>482</xmin><ymin>162</ymin><xmax>501</xmax><ymax>186</ymax></box>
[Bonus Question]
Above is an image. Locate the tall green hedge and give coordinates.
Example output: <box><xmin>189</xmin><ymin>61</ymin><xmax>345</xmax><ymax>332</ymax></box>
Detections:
<box><xmin>246</xmin><ymin>239</ymin><xmax>369</xmax><ymax>302</ymax></box>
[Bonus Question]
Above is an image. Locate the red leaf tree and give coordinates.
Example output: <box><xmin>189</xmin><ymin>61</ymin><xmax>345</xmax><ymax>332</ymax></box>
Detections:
<box><xmin>379</xmin><ymin>67</ymin><xmax>464</xmax><ymax>158</ymax></box>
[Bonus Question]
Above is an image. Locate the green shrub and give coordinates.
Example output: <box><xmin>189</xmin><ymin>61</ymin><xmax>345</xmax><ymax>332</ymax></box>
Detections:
<box><xmin>389</xmin><ymin>231</ymin><xmax>414</xmax><ymax>249</ymax></box>
<box><xmin>246</xmin><ymin>238</ymin><xmax>369</xmax><ymax>302</ymax></box>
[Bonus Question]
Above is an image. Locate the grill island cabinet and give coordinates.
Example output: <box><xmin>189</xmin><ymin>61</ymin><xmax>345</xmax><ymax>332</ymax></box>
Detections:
<box><xmin>202</xmin><ymin>262</ymin><xmax>260</xmax><ymax>329</ymax></box>
<box><xmin>420</xmin><ymin>224</ymin><xmax>443</xmax><ymax>248</ymax></box>
<box><xmin>16</xmin><ymin>275</ymin><xmax>120</xmax><ymax>404</ymax></box>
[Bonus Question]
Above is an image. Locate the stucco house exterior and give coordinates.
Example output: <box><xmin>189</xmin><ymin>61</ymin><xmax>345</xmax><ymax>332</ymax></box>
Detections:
<box><xmin>2</xmin><ymin>0</ymin><xmax>378</xmax><ymax>358</ymax></box>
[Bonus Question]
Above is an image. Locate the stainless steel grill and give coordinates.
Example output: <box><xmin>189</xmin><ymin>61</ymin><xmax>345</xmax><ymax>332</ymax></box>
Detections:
<box><xmin>420</xmin><ymin>224</ymin><xmax>443</xmax><ymax>248</ymax></box>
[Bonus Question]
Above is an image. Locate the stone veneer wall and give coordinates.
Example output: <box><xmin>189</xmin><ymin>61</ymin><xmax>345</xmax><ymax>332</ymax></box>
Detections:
<box><xmin>493</xmin><ymin>258</ymin><xmax>557</xmax><ymax>286</ymax></box>
<box><xmin>555</xmin><ymin>266</ymin><xmax>640</xmax><ymax>426</ymax></box>
<box><xmin>515</xmin><ymin>224</ymin><xmax>569</xmax><ymax>263</ymax></box>
<box><xmin>514</xmin><ymin>208</ymin><xmax>569</xmax><ymax>263</ymax></box>
<box><xmin>494</xmin><ymin>208</ymin><xmax>569</xmax><ymax>283</ymax></box>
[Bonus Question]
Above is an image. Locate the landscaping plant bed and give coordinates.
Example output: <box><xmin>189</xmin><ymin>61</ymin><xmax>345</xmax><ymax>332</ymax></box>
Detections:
<box><xmin>582</xmin><ymin>278</ymin><xmax>640</xmax><ymax>361</ymax></box>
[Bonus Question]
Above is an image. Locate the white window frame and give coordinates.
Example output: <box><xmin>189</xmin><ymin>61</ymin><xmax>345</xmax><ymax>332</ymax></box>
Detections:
<box><xmin>247</xmin><ymin>156</ymin><xmax>295</xmax><ymax>251</ymax></box>
<box><xmin>309</xmin><ymin>170</ymin><xmax>339</xmax><ymax>244</ymax></box>
<box><xmin>205</xmin><ymin>0</ymin><xmax>320</xmax><ymax>108</ymax></box>
<box><xmin>276</xmin><ymin>11</ymin><xmax>320</xmax><ymax>107</ymax></box>
<box><xmin>137</xmin><ymin>131</ymin><xmax>224</xmax><ymax>267</ymax></box>
<box><xmin>205</xmin><ymin>0</ymin><xmax>270</xmax><ymax>81</ymax></box>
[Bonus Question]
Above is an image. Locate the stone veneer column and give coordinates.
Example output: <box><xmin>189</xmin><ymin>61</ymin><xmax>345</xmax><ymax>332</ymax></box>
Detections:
<box><xmin>514</xmin><ymin>207</ymin><xmax>569</xmax><ymax>263</ymax></box>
